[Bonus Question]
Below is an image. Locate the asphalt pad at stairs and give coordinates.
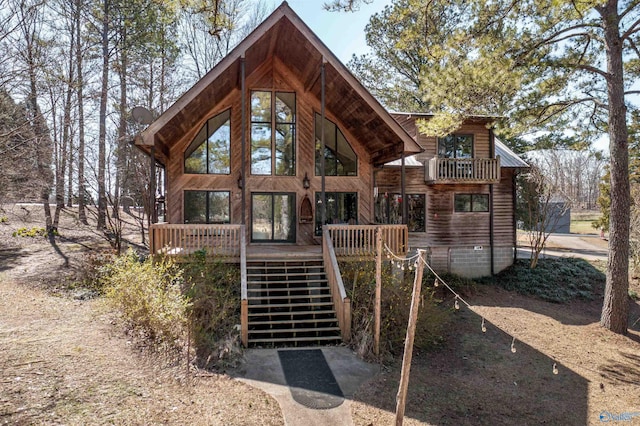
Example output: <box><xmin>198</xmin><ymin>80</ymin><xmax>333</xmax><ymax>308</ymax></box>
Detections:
<box><xmin>234</xmin><ymin>346</ymin><xmax>380</xmax><ymax>426</ymax></box>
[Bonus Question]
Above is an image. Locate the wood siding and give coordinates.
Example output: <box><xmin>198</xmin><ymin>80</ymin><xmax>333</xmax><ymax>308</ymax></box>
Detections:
<box><xmin>164</xmin><ymin>58</ymin><xmax>374</xmax><ymax>245</ymax></box>
<box><xmin>376</xmin><ymin>119</ymin><xmax>517</xmax><ymax>250</ymax></box>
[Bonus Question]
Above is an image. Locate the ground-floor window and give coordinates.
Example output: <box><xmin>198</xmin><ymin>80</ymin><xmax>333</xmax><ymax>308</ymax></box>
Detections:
<box><xmin>454</xmin><ymin>193</ymin><xmax>489</xmax><ymax>212</ymax></box>
<box><xmin>315</xmin><ymin>192</ymin><xmax>357</xmax><ymax>235</ymax></box>
<box><xmin>251</xmin><ymin>193</ymin><xmax>296</xmax><ymax>242</ymax></box>
<box><xmin>184</xmin><ymin>190</ymin><xmax>230</xmax><ymax>224</ymax></box>
<box><xmin>375</xmin><ymin>192</ymin><xmax>426</xmax><ymax>232</ymax></box>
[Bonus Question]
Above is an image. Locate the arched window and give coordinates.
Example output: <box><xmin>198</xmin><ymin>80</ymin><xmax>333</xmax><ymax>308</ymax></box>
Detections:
<box><xmin>314</xmin><ymin>114</ymin><xmax>357</xmax><ymax>176</ymax></box>
<box><xmin>184</xmin><ymin>110</ymin><xmax>231</xmax><ymax>174</ymax></box>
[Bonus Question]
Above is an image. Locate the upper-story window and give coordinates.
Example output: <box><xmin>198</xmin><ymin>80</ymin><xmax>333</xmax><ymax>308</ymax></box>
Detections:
<box><xmin>438</xmin><ymin>134</ymin><xmax>473</xmax><ymax>159</ymax></box>
<box><xmin>314</xmin><ymin>114</ymin><xmax>357</xmax><ymax>176</ymax></box>
<box><xmin>184</xmin><ymin>110</ymin><xmax>230</xmax><ymax>174</ymax></box>
<box><xmin>251</xmin><ymin>91</ymin><xmax>296</xmax><ymax>176</ymax></box>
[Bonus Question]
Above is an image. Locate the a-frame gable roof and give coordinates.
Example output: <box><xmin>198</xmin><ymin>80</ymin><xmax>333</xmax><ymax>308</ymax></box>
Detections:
<box><xmin>137</xmin><ymin>1</ymin><xmax>422</xmax><ymax>166</ymax></box>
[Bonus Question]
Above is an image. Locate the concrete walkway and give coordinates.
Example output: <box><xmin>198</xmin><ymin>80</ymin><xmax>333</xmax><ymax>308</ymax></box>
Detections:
<box><xmin>234</xmin><ymin>346</ymin><xmax>380</xmax><ymax>426</ymax></box>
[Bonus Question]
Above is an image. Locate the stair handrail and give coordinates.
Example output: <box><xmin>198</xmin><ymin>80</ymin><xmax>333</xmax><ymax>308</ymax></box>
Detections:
<box><xmin>322</xmin><ymin>225</ymin><xmax>351</xmax><ymax>342</ymax></box>
<box><xmin>240</xmin><ymin>225</ymin><xmax>248</xmax><ymax>347</ymax></box>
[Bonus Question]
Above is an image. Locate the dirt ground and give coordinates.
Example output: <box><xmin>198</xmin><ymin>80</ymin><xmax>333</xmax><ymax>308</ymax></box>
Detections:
<box><xmin>1</xmin><ymin>204</ymin><xmax>640</xmax><ymax>425</ymax></box>
<box><xmin>0</xmin><ymin>204</ymin><xmax>284</xmax><ymax>425</ymax></box>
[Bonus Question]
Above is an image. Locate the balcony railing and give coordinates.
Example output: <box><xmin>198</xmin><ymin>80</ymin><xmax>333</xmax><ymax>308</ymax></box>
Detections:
<box><xmin>425</xmin><ymin>156</ymin><xmax>501</xmax><ymax>183</ymax></box>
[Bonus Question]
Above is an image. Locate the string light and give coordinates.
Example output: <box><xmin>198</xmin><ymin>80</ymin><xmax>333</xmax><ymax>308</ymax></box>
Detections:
<box><xmin>382</xmin><ymin>242</ymin><xmax>564</xmax><ymax>377</ymax></box>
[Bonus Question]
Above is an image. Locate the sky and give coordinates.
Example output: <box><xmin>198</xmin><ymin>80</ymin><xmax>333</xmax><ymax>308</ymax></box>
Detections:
<box><xmin>279</xmin><ymin>0</ymin><xmax>393</xmax><ymax>64</ymax></box>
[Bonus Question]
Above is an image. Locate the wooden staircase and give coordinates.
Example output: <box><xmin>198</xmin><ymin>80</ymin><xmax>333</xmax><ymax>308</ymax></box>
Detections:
<box><xmin>245</xmin><ymin>255</ymin><xmax>342</xmax><ymax>347</ymax></box>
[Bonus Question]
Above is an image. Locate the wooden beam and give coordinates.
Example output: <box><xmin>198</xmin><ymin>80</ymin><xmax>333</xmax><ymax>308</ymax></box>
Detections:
<box><xmin>375</xmin><ymin>227</ymin><xmax>382</xmax><ymax>356</ymax></box>
<box><xmin>395</xmin><ymin>249</ymin><xmax>425</xmax><ymax>426</ymax></box>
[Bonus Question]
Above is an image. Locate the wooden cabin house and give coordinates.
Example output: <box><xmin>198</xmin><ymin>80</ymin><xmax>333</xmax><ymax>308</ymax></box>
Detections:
<box><xmin>135</xmin><ymin>2</ymin><xmax>527</xmax><ymax>346</ymax></box>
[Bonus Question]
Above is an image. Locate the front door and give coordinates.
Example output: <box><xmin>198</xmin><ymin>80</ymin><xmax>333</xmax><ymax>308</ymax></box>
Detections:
<box><xmin>251</xmin><ymin>192</ymin><xmax>296</xmax><ymax>242</ymax></box>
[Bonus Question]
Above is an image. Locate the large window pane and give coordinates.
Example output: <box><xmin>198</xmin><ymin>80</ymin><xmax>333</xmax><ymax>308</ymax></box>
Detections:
<box><xmin>251</xmin><ymin>124</ymin><xmax>272</xmax><ymax>175</ymax></box>
<box><xmin>207</xmin><ymin>117</ymin><xmax>230</xmax><ymax>174</ymax></box>
<box><xmin>184</xmin><ymin>110</ymin><xmax>230</xmax><ymax>174</ymax></box>
<box><xmin>454</xmin><ymin>194</ymin><xmax>472</xmax><ymax>212</ymax></box>
<box><xmin>250</xmin><ymin>91</ymin><xmax>296</xmax><ymax>176</ymax></box>
<box><xmin>438</xmin><ymin>135</ymin><xmax>473</xmax><ymax>159</ymax></box>
<box><xmin>251</xmin><ymin>193</ymin><xmax>296</xmax><ymax>242</ymax></box>
<box><xmin>314</xmin><ymin>114</ymin><xmax>357</xmax><ymax>176</ymax></box>
<box><xmin>275</xmin><ymin>124</ymin><xmax>295</xmax><ymax>175</ymax></box>
<box><xmin>407</xmin><ymin>194</ymin><xmax>425</xmax><ymax>232</ymax></box>
<box><xmin>184</xmin><ymin>191</ymin><xmax>207</xmax><ymax>223</ymax></box>
<box><xmin>275</xmin><ymin>92</ymin><xmax>295</xmax><ymax>123</ymax></box>
<box><xmin>273</xmin><ymin>194</ymin><xmax>294</xmax><ymax>240</ymax></box>
<box><xmin>454</xmin><ymin>194</ymin><xmax>488</xmax><ymax>213</ymax></box>
<box><xmin>208</xmin><ymin>192</ymin><xmax>230</xmax><ymax>223</ymax></box>
<box><xmin>252</xmin><ymin>194</ymin><xmax>272</xmax><ymax>240</ymax></box>
<box><xmin>471</xmin><ymin>194</ymin><xmax>489</xmax><ymax>212</ymax></box>
<box><xmin>315</xmin><ymin>192</ymin><xmax>357</xmax><ymax>235</ymax></box>
<box><xmin>184</xmin><ymin>191</ymin><xmax>230</xmax><ymax>224</ymax></box>
<box><xmin>251</xmin><ymin>91</ymin><xmax>271</xmax><ymax>122</ymax></box>
<box><xmin>374</xmin><ymin>193</ymin><xmax>425</xmax><ymax>232</ymax></box>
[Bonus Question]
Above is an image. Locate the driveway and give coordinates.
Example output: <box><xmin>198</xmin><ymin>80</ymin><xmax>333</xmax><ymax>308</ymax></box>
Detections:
<box><xmin>517</xmin><ymin>233</ymin><xmax>608</xmax><ymax>262</ymax></box>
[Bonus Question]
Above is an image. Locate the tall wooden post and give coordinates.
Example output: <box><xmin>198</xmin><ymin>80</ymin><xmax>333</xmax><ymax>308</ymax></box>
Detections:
<box><xmin>395</xmin><ymin>249</ymin><xmax>425</xmax><ymax>426</ymax></box>
<box><xmin>240</xmin><ymin>56</ymin><xmax>246</xmax><ymax>225</ymax></box>
<box><xmin>375</xmin><ymin>227</ymin><xmax>382</xmax><ymax>356</ymax></box>
<box><xmin>320</xmin><ymin>61</ymin><xmax>326</xmax><ymax>226</ymax></box>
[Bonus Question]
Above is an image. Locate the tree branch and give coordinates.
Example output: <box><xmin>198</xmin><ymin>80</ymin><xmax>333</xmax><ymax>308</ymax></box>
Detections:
<box><xmin>622</xmin><ymin>16</ymin><xmax>640</xmax><ymax>41</ymax></box>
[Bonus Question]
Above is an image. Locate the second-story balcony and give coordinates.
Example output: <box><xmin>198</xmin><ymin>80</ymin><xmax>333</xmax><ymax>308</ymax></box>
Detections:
<box><xmin>425</xmin><ymin>156</ymin><xmax>501</xmax><ymax>184</ymax></box>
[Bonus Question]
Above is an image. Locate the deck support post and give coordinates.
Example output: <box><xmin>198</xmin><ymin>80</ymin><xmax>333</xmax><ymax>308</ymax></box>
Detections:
<box><xmin>320</xmin><ymin>60</ymin><xmax>326</xmax><ymax>227</ymax></box>
<box><xmin>240</xmin><ymin>56</ymin><xmax>246</xmax><ymax>225</ymax></box>
<box><xmin>401</xmin><ymin>153</ymin><xmax>407</xmax><ymax>225</ymax></box>
<box><xmin>150</xmin><ymin>145</ymin><xmax>156</xmax><ymax>224</ymax></box>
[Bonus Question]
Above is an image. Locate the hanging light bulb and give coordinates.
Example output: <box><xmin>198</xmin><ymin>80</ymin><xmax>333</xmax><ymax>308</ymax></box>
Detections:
<box><xmin>511</xmin><ymin>337</ymin><xmax>517</xmax><ymax>353</ymax></box>
<box><xmin>434</xmin><ymin>279</ymin><xmax>439</xmax><ymax>287</ymax></box>
<box><xmin>454</xmin><ymin>297</ymin><xmax>460</xmax><ymax>310</ymax></box>
<box><xmin>552</xmin><ymin>363</ymin><xmax>559</xmax><ymax>375</ymax></box>
<box><xmin>481</xmin><ymin>317</ymin><xmax>487</xmax><ymax>333</ymax></box>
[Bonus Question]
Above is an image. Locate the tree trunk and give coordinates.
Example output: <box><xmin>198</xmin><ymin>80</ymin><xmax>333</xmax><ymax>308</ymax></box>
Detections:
<box><xmin>97</xmin><ymin>0</ymin><xmax>109</xmax><ymax>230</ymax></box>
<box><xmin>75</xmin><ymin>0</ymin><xmax>87</xmax><ymax>224</ymax></box>
<box><xmin>600</xmin><ymin>0</ymin><xmax>630</xmax><ymax>334</ymax></box>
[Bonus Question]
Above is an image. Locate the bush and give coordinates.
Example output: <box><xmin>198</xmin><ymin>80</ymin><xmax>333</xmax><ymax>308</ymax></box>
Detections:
<box><xmin>102</xmin><ymin>249</ymin><xmax>191</xmax><ymax>354</ymax></box>
<box><xmin>340</xmin><ymin>259</ymin><xmax>452</xmax><ymax>361</ymax></box>
<box><xmin>12</xmin><ymin>227</ymin><xmax>48</xmax><ymax>237</ymax></box>
<box><xmin>181</xmin><ymin>251</ymin><xmax>242</xmax><ymax>369</ymax></box>
<box><xmin>73</xmin><ymin>249</ymin><xmax>117</xmax><ymax>293</ymax></box>
<box><xmin>0</xmin><ymin>216</ymin><xmax>8</xmax><ymax>224</ymax></box>
<box><xmin>476</xmin><ymin>258</ymin><xmax>605</xmax><ymax>303</ymax></box>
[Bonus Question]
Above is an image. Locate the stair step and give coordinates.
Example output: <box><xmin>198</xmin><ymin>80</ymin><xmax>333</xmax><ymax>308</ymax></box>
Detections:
<box><xmin>247</xmin><ymin>286</ymin><xmax>329</xmax><ymax>293</ymax></box>
<box><xmin>248</xmin><ymin>335</ymin><xmax>342</xmax><ymax>344</ymax></box>
<box><xmin>247</xmin><ymin>271</ymin><xmax>326</xmax><ymax>276</ymax></box>
<box><xmin>248</xmin><ymin>326</ymin><xmax>341</xmax><ymax>334</ymax></box>
<box><xmin>247</xmin><ymin>301</ymin><xmax>334</xmax><ymax>308</ymax></box>
<box><xmin>247</xmin><ymin>279</ymin><xmax>327</xmax><ymax>285</ymax></box>
<box><xmin>248</xmin><ymin>318</ymin><xmax>338</xmax><ymax>325</ymax></box>
<box><xmin>248</xmin><ymin>309</ymin><xmax>336</xmax><ymax>317</ymax></box>
<box><xmin>247</xmin><ymin>294</ymin><xmax>331</xmax><ymax>301</ymax></box>
<box><xmin>246</xmin><ymin>263</ymin><xmax>323</xmax><ymax>270</ymax></box>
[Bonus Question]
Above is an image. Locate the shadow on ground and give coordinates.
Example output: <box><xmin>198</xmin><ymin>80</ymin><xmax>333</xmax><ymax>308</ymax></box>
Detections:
<box><xmin>350</xmin><ymin>306</ymin><xmax>589</xmax><ymax>425</ymax></box>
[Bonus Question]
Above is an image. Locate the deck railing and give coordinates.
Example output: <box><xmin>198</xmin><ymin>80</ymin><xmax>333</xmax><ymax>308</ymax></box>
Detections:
<box><xmin>149</xmin><ymin>223</ymin><xmax>242</xmax><ymax>258</ymax></box>
<box><xmin>425</xmin><ymin>156</ymin><xmax>501</xmax><ymax>183</ymax></box>
<box><xmin>322</xmin><ymin>226</ymin><xmax>351</xmax><ymax>342</ymax></box>
<box><xmin>326</xmin><ymin>224</ymin><xmax>408</xmax><ymax>257</ymax></box>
